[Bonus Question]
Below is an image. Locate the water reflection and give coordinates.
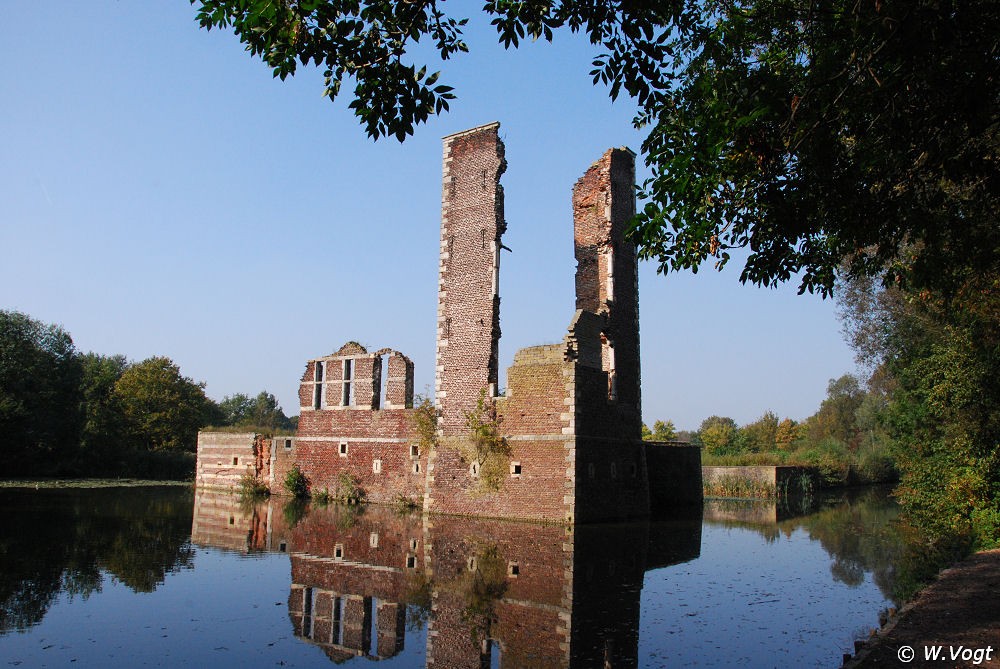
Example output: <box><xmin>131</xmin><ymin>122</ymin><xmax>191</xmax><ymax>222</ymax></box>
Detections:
<box><xmin>191</xmin><ymin>488</ymin><xmax>700</xmax><ymax>667</ymax></box>
<box><xmin>0</xmin><ymin>486</ymin><xmax>903</xmax><ymax>667</ymax></box>
<box><xmin>704</xmin><ymin>488</ymin><xmax>903</xmax><ymax>601</ymax></box>
<box><xmin>0</xmin><ymin>486</ymin><xmax>195</xmax><ymax>634</ymax></box>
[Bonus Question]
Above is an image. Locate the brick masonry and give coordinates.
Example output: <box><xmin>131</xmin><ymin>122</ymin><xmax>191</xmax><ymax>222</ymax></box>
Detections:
<box><xmin>194</xmin><ymin>124</ymin><xmax>701</xmax><ymax>522</ymax></box>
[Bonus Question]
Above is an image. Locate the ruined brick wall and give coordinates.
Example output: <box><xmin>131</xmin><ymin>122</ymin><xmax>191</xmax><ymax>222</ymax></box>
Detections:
<box><xmin>435</xmin><ymin>122</ymin><xmax>506</xmax><ymax>436</ymax></box>
<box><xmin>572</xmin><ymin>147</ymin><xmax>642</xmax><ymax>437</ymax></box>
<box><xmin>293</xmin><ymin>343</ymin><xmax>423</xmax><ymax>504</ymax></box>
<box><xmin>426</xmin><ymin>344</ymin><xmax>576</xmax><ymax>521</ymax></box>
<box><xmin>194</xmin><ymin>432</ymin><xmax>260</xmax><ymax>490</ymax></box>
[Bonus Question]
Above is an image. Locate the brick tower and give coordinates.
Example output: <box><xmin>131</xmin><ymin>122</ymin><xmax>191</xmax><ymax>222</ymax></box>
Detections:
<box><xmin>433</xmin><ymin>122</ymin><xmax>506</xmax><ymax>435</ymax></box>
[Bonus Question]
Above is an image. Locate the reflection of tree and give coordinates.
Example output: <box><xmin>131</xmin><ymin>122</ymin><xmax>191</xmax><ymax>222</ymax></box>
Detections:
<box><xmin>0</xmin><ymin>487</ymin><xmax>195</xmax><ymax>633</ymax></box>
<box><xmin>781</xmin><ymin>489</ymin><xmax>904</xmax><ymax>602</ymax></box>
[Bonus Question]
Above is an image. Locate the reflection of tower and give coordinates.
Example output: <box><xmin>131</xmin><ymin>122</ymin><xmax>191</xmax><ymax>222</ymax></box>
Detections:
<box><xmin>272</xmin><ymin>503</ymin><xmax>702</xmax><ymax>667</ymax></box>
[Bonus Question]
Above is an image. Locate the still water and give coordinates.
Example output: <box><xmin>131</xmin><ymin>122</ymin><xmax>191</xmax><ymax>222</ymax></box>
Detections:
<box><xmin>0</xmin><ymin>486</ymin><xmax>901</xmax><ymax>668</ymax></box>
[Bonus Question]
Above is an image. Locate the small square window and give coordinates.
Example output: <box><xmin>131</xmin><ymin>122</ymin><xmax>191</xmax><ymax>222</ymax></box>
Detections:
<box><xmin>406</xmin><ymin>555</ymin><xmax>416</xmax><ymax>569</ymax></box>
<box><xmin>510</xmin><ymin>462</ymin><xmax>521</xmax><ymax>477</ymax></box>
<box><xmin>508</xmin><ymin>562</ymin><xmax>520</xmax><ymax>577</ymax></box>
<box><xmin>284</xmin><ymin>439</ymin><xmax>292</xmax><ymax>451</ymax></box>
<box><xmin>278</xmin><ymin>541</ymin><xmax>287</xmax><ymax>553</ymax></box>
<box><xmin>228</xmin><ymin>515</ymin><xmax>234</xmax><ymax>525</ymax></box>
<box><xmin>339</xmin><ymin>441</ymin><xmax>348</xmax><ymax>457</ymax></box>
<box><xmin>334</xmin><ymin>543</ymin><xmax>344</xmax><ymax>560</ymax></box>
<box><xmin>233</xmin><ymin>457</ymin><xmax>239</xmax><ymax>466</ymax></box>
<box><xmin>373</xmin><ymin>459</ymin><xmax>382</xmax><ymax>474</ymax></box>
<box><xmin>410</xmin><ymin>444</ymin><xmax>419</xmax><ymax>458</ymax></box>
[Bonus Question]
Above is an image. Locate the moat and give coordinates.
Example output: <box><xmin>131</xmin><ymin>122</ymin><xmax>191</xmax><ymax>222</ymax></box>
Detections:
<box><xmin>0</xmin><ymin>486</ymin><xmax>902</xmax><ymax>667</ymax></box>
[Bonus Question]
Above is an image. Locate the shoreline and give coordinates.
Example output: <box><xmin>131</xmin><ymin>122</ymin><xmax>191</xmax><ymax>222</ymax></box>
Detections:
<box><xmin>0</xmin><ymin>478</ymin><xmax>192</xmax><ymax>489</ymax></box>
<box><xmin>843</xmin><ymin>548</ymin><xmax>1000</xmax><ymax>668</ymax></box>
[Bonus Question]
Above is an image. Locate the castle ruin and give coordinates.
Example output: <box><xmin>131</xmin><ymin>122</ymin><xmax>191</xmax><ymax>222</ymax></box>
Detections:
<box><xmin>196</xmin><ymin>122</ymin><xmax>701</xmax><ymax>522</ymax></box>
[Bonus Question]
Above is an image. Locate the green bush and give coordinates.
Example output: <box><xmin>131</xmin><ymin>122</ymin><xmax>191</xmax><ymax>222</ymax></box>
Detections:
<box><xmin>283</xmin><ymin>465</ymin><xmax>310</xmax><ymax>498</ymax></box>
<box><xmin>238</xmin><ymin>472</ymin><xmax>270</xmax><ymax>498</ymax></box>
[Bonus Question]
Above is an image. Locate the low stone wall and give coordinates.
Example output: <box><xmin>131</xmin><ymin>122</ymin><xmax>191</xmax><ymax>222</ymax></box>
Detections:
<box><xmin>702</xmin><ymin>465</ymin><xmax>817</xmax><ymax>497</ymax></box>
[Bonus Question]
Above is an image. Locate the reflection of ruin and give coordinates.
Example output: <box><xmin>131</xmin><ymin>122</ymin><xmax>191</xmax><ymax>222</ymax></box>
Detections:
<box><xmin>191</xmin><ymin>493</ymin><xmax>701</xmax><ymax>667</ymax></box>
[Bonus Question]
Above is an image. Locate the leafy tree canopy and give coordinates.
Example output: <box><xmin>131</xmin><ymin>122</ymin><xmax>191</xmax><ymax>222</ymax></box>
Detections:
<box><xmin>192</xmin><ymin>0</ymin><xmax>999</xmax><ymax>296</ymax></box>
<box><xmin>0</xmin><ymin>310</ymin><xmax>82</xmax><ymax>472</ymax></box>
<box><xmin>113</xmin><ymin>356</ymin><xmax>216</xmax><ymax>452</ymax></box>
<box><xmin>218</xmin><ymin>390</ymin><xmax>293</xmax><ymax>431</ymax></box>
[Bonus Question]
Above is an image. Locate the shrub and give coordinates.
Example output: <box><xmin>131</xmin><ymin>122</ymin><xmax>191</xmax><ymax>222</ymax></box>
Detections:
<box><xmin>283</xmin><ymin>465</ymin><xmax>310</xmax><ymax>498</ymax></box>
<box><xmin>238</xmin><ymin>472</ymin><xmax>270</xmax><ymax>498</ymax></box>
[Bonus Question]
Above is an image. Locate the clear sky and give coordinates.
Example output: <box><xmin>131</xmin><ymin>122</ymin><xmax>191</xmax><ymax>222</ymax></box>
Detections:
<box><xmin>1</xmin><ymin>2</ymin><xmax>857</xmax><ymax>431</ymax></box>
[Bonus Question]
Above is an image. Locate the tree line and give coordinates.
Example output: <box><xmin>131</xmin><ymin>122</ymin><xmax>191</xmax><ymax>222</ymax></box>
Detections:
<box><xmin>0</xmin><ymin>310</ymin><xmax>294</xmax><ymax>479</ymax></box>
<box><xmin>644</xmin><ymin>372</ymin><xmax>895</xmax><ymax>487</ymax></box>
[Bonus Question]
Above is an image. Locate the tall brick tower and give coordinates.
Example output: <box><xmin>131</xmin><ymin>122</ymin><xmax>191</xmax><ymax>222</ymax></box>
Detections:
<box><xmin>572</xmin><ymin>147</ymin><xmax>641</xmax><ymax>437</ymax></box>
<box><xmin>434</xmin><ymin>123</ymin><xmax>506</xmax><ymax>435</ymax></box>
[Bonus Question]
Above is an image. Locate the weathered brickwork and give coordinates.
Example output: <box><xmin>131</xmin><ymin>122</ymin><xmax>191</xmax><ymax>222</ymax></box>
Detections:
<box><xmin>194</xmin><ymin>124</ymin><xmax>700</xmax><ymax>522</ymax></box>
<box><xmin>195</xmin><ymin>432</ymin><xmax>273</xmax><ymax>490</ymax></box>
<box><xmin>435</xmin><ymin>123</ymin><xmax>506</xmax><ymax>435</ymax></box>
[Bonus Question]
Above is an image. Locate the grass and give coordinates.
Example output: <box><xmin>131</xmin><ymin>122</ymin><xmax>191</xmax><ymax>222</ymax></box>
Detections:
<box><xmin>0</xmin><ymin>478</ymin><xmax>192</xmax><ymax>489</ymax></box>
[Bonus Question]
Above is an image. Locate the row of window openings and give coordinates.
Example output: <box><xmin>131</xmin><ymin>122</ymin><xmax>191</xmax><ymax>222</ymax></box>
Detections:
<box><xmin>312</xmin><ymin>357</ymin><xmax>397</xmax><ymax>410</ymax></box>
<box><xmin>300</xmin><ymin>589</ymin><xmax>380</xmax><ymax>653</ymax></box>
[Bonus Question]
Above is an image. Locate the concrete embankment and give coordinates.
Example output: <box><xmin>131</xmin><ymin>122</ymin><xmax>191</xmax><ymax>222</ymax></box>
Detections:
<box><xmin>844</xmin><ymin>549</ymin><xmax>1000</xmax><ymax>668</ymax></box>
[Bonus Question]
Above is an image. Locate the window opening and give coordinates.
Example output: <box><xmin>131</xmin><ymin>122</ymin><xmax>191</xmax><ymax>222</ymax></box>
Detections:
<box><xmin>284</xmin><ymin>438</ymin><xmax>292</xmax><ymax>450</ymax></box>
<box><xmin>508</xmin><ymin>562</ymin><xmax>519</xmax><ymax>577</ymax></box>
<box><xmin>339</xmin><ymin>441</ymin><xmax>348</xmax><ymax>457</ymax></box>
<box><xmin>370</xmin><ymin>532</ymin><xmax>379</xmax><ymax>548</ymax></box>
<box><xmin>334</xmin><ymin>543</ymin><xmax>344</xmax><ymax>560</ymax></box>
<box><xmin>233</xmin><ymin>457</ymin><xmax>239</xmax><ymax>466</ymax></box>
<box><xmin>510</xmin><ymin>462</ymin><xmax>521</xmax><ymax>477</ymax></box>
<box><xmin>406</xmin><ymin>555</ymin><xmax>416</xmax><ymax>569</ymax></box>
<box><xmin>413</xmin><ymin>462</ymin><xmax>421</xmax><ymax>474</ymax></box>
<box><xmin>378</xmin><ymin>353</ymin><xmax>389</xmax><ymax>409</ymax></box>
<box><xmin>373</xmin><ymin>459</ymin><xmax>382</xmax><ymax>474</ymax></box>
<box><xmin>342</xmin><ymin>359</ymin><xmax>353</xmax><ymax>406</ymax></box>
<box><xmin>314</xmin><ymin>361</ymin><xmax>325</xmax><ymax>409</ymax></box>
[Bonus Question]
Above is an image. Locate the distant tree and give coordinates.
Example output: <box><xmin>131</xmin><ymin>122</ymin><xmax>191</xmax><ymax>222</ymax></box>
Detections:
<box><xmin>641</xmin><ymin>423</ymin><xmax>653</xmax><ymax>441</ymax></box>
<box><xmin>775</xmin><ymin>418</ymin><xmax>798</xmax><ymax>451</ymax></box>
<box><xmin>0</xmin><ymin>310</ymin><xmax>82</xmax><ymax>474</ymax></box>
<box><xmin>740</xmin><ymin>411</ymin><xmax>779</xmax><ymax>453</ymax></box>
<box><xmin>78</xmin><ymin>353</ymin><xmax>130</xmax><ymax>467</ymax></box>
<box><xmin>805</xmin><ymin>375</ymin><xmax>865</xmax><ymax>448</ymax></box>
<box><xmin>698</xmin><ymin>416</ymin><xmax>740</xmax><ymax>456</ymax></box>
<box><xmin>218</xmin><ymin>392</ymin><xmax>253</xmax><ymax>425</ymax></box>
<box><xmin>219</xmin><ymin>390</ymin><xmax>292</xmax><ymax>431</ymax></box>
<box><xmin>113</xmin><ymin>357</ymin><xmax>216</xmax><ymax>452</ymax></box>
<box><xmin>651</xmin><ymin>419</ymin><xmax>677</xmax><ymax>442</ymax></box>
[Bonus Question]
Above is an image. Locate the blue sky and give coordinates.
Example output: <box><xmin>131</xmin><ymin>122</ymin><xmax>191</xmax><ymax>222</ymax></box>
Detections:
<box><xmin>1</xmin><ymin>3</ymin><xmax>856</xmax><ymax>430</ymax></box>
